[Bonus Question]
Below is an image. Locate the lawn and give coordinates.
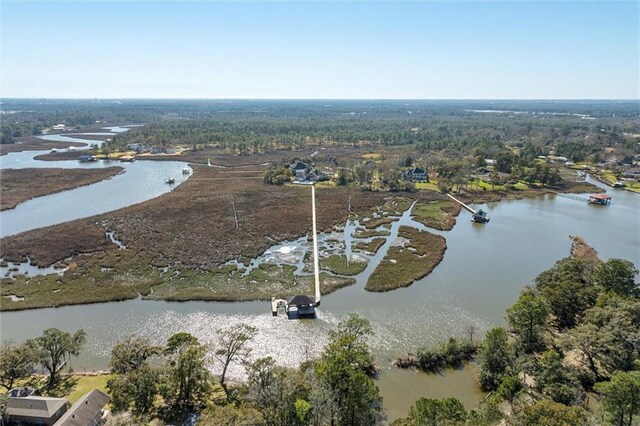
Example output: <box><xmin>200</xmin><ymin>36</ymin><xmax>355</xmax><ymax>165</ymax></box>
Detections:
<box><xmin>66</xmin><ymin>374</ymin><xmax>113</xmax><ymax>404</ymax></box>
<box><xmin>415</xmin><ymin>181</ymin><xmax>439</xmax><ymax>191</ymax></box>
<box><xmin>19</xmin><ymin>374</ymin><xmax>114</xmax><ymax>406</ymax></box>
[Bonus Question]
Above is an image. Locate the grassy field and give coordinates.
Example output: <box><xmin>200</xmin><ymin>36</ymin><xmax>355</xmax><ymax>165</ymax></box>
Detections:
<box><xmin>415</xmin><ymin>181</ymin><xmax>439</xmax><ymax>191</ymax></box>
<box><xmin>1</xmin><ymin>167</ymin><xmax>124</xmax><ymax>211</ymax></box>
<box><xmin>65</xmin><ymin>375</ymin><xmax>113</xmax><ymax>404</ymax></box>
<box><xmin>366</xmin><ymin>226</ymin><xmax>446</xmax><ymax>292</ymax></box>
<box><xmin>20</xmin><ymin>374</ymin><xmax>113</xmax><ymax>404</ymax></box>
<box><xmin>411</xmin><ymin>199</ymin><xmax>461</xmax><ymax>231</ymax></box>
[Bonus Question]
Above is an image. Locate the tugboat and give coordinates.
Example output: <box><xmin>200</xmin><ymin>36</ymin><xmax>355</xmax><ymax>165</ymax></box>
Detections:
<box><xmin>471</xmin><ymin>209</ymin><xmax>490</xmax><ymax>223</ymax></box>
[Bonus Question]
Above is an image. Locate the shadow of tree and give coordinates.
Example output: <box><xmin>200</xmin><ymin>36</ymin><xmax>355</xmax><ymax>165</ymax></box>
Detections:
<box><xmin>23</xmin><ymin>375</ymin><xmax>79</xmax><ymax>398</ymax></box>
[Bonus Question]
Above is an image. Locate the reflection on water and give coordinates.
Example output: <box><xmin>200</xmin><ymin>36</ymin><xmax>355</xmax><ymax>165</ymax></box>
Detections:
<box><xmin>377</xmin><ymin>364</ymin><xmax>485</xmax><ymax>420</ymax></box>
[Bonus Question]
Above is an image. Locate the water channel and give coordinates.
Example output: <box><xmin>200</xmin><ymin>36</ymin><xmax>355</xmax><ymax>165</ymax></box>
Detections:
<box><xmin>1</xmin><ymin>131</ymin><xmax>639</xmax><ymax>419</ymax></box>
<box><xmin>0</xmin><ymin>131</ymin><xmax>191</xmax><ymax>237</ymax></box>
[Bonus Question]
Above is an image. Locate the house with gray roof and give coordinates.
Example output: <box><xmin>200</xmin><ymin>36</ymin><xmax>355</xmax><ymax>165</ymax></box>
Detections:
<box><xmin>53</xmin><ymin>389</ymin><xmax>110</xmax><ymax>426</ymax></box>
<box><xmin>7</xmin><ymin>396</ymin><xmax>69</xmax><ymax>426</ymax></box>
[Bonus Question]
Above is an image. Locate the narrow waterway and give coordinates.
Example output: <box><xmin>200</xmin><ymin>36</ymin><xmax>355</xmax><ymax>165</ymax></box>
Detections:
<box><xmin>0</xmin><ymin>131</ymin><xmax>191</xmax><ymax>237</ymax></box>
<box><xmin>1</xmin><ymin>171</ymin><xmax>638</xmax><ymax>419</ymax></box>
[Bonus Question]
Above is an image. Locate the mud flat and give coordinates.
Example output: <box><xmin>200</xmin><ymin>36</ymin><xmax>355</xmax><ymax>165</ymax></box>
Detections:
<box><xmin>1</xmin><ymin>167</ymin><xmax>124</xmax><ymax>210</ymax></box>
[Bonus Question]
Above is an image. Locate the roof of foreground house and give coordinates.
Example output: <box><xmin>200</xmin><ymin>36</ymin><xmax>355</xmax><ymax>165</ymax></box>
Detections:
<box><xmin>7</xmin><ymin>396</ymin><xmax>69</xmax><ymax>419</ymax></box>
<box><xmin>54</xmin><ymin>389</ymin><xmax>110</xmax><ymax>426</ymax></box>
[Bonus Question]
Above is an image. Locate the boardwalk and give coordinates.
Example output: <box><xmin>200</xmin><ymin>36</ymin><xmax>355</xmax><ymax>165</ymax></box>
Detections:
<box><xmin>546</xmin><ymin>190</ymin><xmax>590</xmax><ymax>202</ymax></box>
<box><xmin>446</xmin><ymin>193</ymin><xmax>477</xmax><ymax>214</ymax></box>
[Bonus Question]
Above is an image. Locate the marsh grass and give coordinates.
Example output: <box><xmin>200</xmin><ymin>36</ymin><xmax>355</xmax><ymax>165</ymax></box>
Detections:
<box><xmin>411</xmin><ymin>200</ymin><xmax>460</xmax><ymax>231</ymax></box>
<box><xmin>354</xmin><ymin>238</ymin><xmax>385</xmax><ymax>254</ymax></box>
<box><xmin>319</xmin><ymin>254</ymin><xmax>368</xmax><ymax>276</ymax></box>
<box><xmin>366</xmin><ymin>226</ymin><xmax>446</xmax><ymax>292</ymax></box>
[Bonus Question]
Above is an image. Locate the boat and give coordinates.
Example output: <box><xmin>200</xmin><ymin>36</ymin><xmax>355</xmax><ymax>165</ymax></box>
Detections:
<box><xmin>182</xmin><ymin>168</ymin><xmax>190</xmax><ymax>175</ymax></box>
<box><xmin>165</xmin><ymin>176</ymin><xmax>175</xmax><ymax>184</ymax></box>
<box><xmin>471</xmin><ymin>209</ymin><xmax>490</xmax><ymax>223</ymax></box>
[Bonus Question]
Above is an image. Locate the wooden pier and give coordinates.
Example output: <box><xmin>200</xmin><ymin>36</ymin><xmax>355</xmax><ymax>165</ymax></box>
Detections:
<box><xmin>547</xmin><ymin>191</ymin><xmax>611</xmax><ymax>205</ymax></box>
<box><xmin>447</xmin><ymin>194</ymin><xmax>490</xmax><ymax>223</ymax></box>
<box><xmin>271</xmin><ymin>183</ymin><xmax>321</xmax><ymax>319</ymax></box>
<box><xmin>546</xmin><ymin>190</ymin><xmax>590</xmax><ymax>202</ymax></box>
<box><xmin>446</xmin><ymin>194</ymin><xmax>476</xmax><ymax>214</ymax></box>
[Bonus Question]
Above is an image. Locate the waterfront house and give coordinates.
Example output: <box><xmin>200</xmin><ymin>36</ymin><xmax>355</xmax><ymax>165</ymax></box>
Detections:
<box><xmin>7</xmin><ymin>396</ymin><xmax>69</xmax><ymax>425</ymax></box>
<box><xmin>53</xmin><ymin>389</ymin><xmax>110</xmax><ymax>426</ymax></box>
<box><xmin>403</xmin><ymin>167</ymin><xmax>427</xmax><ymax>182</ymax></box>
<box><xmin>291</xmin><ymin>161</ymin><xmax>311</xmax><ymax>182</ymax></box>
<box><xmin>623</xmin><ymin>167</ymin><xmax>640</xmax><ymax>179</ymax></box>
<box><xmin>150</xmin><ymin>146</ymin><xmax>167</xmax><ymax>154</ymax></box>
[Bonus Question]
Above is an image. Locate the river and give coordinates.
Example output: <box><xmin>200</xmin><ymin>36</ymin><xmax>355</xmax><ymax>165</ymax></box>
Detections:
<box><xmin>0</xmin><ymin>131</ymin><xmax>191</xmax><ymax>237</ymax></box>
<box><xmin>1</xmin><ymin>133</ymin><xmax>639</xmax><ymax>419</ymax></box>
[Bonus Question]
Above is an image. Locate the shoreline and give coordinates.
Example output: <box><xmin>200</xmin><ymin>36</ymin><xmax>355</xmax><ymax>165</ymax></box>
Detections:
<box><xmin>0</xmin><ymin>167</ymin><xmax>125</xmax><ymax>211</ymax></box>
<box><xmin>0</xmin><ymin>136</ymin><xmax>87</xmax><ymax>156</ymax></box>
<box><xmin>0</xmin><ymin>175</ymin><xmax>615</xmax><ymax>312</ymax></box>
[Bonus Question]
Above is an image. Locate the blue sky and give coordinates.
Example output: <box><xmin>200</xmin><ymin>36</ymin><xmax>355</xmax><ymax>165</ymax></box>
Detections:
<box><xmin>2</xmin><ymin>1</ymin><xmax>638</xmax><ymax>99</ymax></box>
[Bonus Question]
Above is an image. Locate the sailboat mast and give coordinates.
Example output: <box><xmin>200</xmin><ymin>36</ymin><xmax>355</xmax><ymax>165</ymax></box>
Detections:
<box><xmin>311</xmin><ymin>184</ymin><xmax>321</xmax><ymax>305</ymax></box>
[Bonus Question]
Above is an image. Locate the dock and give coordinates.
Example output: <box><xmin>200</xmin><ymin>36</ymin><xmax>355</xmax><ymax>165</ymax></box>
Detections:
<box><xmin>446</xmin><ymin>194</ymin><xmax>490</xmax><ymax>223</ymax></box>
<box><xmin>546</xmin><ymin>191</ymin><xmax>611</xmax><ymax>205</ymax></box>
<box><xmin>446</xmin><ymin>194</ymin><xmax>476</xmax><ymax>214</ymax></box>
<box><xmin>271</xmin><ymin>184</ymin><xmax>321</xmax><ymax>319</ymax></box>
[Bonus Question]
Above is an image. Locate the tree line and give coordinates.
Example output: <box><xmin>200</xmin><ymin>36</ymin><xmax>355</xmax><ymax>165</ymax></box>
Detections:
<box><xmin>390</xmin><ymin>254</ymin><xmax>639</xmax><ymax>425</ymax></box>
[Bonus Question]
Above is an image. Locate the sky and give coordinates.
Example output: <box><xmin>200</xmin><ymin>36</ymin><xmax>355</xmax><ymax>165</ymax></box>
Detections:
<box><xmin>1</xmin><ymin>1</ymin><xmax>638</xmax><ymax>99</ymax></box>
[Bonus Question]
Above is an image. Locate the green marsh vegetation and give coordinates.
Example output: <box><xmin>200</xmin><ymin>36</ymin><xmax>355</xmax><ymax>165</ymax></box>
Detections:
<box><xmin>366</xmin><ymin>226</ymin><xmax>446</xmax><ymax>292</ymax></box>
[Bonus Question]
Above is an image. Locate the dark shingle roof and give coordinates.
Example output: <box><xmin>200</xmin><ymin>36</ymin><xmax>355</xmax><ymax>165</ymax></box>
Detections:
<box><xmin>291</xmin><ymin>161</ymin><xmax>309</xmax><ymax>170</ymax></box>
<box><xmin>7</xmin><ymin>396</ymin><xmax>68</xmax><ymax>419</ymax></box>
<box><xmin>288</xmin><ymin>295</ymin><xmax>316</xmax><ymax>306</ymax></box>
<box><xmin>54</xmin><ymin>389</ymin><xmax>109</xmax><ymax>426</ymax></box>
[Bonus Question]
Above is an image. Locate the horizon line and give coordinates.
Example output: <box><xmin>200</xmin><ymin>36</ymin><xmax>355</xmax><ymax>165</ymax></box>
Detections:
<box><xmin>2</xmin><ymin>97</ymin><xmax>639</xmax><ymax>102</ymax></box>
